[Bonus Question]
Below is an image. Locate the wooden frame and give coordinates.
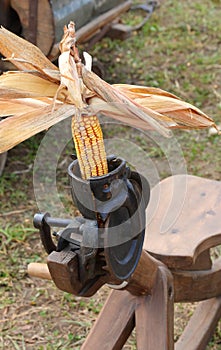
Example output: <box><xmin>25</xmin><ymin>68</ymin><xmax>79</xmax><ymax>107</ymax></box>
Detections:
<box><xmin>28</xmin><ymin>175</ymin><xmax>221</xmax><ymax>349</ymax></box>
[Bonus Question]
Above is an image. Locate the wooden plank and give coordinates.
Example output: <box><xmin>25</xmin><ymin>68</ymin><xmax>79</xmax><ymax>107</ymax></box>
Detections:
<box><xmin>186</xmin><ymin>249</ymin><xmax>211</xmax><ymax>271</ymax></box>
<box><xmin>173</xmin><ymin>257</ymin><xmax>221</xmax><ymax>302</ymax></box>
<box><xmin>106</xmin><ymin>23</ymin><xmax>132</xmax><ymax>40</ymax></box>
<box><xmin>81</xmin><ymin>289</ymin><xmax>136</xmax><ymax>350</ymax></box>
<box><xmin>125</xmin><ymin>250</ymin><xmax>163</xmax><ymax>296</ymax></box>
<box><xmin>135</xmin><ymin>266</ymin><xmax>174</xmax><ymax>350</ymax></box>
<box><xmin>144</xmin><ymin>175</ymin><xmax>221</xmax><ymax>269</ymax></box>
<box><xmin>76</xmin><ymin>1</ymin><xmax>132</xmax><ymax>43</ymax></box>
<box><xmin>175</xmin><ymin>297</ymin><xmax>221</xmax><ymax>350</ymax></box>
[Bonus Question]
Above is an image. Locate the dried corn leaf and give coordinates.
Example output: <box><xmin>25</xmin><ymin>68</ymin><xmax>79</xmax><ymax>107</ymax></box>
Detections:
<box><xmin>0</xmin><ymin>87</ymin><xmax>41</xmax><ymax>99</ymax></box>
<box><xmin>0</xmin><ymin>98</ymin><xmax>50</xmax><ymax>117</ymax></box>
<box><xmin>0</xmin><ymin>72</ymin><xmax>58</xmax><ymax>97</ymax></box>
<box><xmin>82</xmin><ymin>67</ymin><xmax>171</xmax><ymax>137</ymax></box>
<box><xmin>114</xmin><ymin>84</ymin><xmax>181</xmax><ymax>100</ymax></box>
<box><xmin>89</xmin><ymin>83</ymin><xmax>214</xmax><ymax>130</ymax></box>
<box><xmin>136</xmin><ymin>96</ymin><xmax>214</xmax><ymax>128</ymax></box>
<box><xmin>3</xmin><ymin>57</ymin><xmax>60</xmax><ymax>84</ymax></box>
<box><xmin>89</xmin><ymin>96</ymin><xmax>174</xmax><ymax>131</ymax></box>
<box><xmin>158</xmin><ymin>109</ymin><xmax>214</xmax><ymax>129</ymax></box>
<box><xmin>0</xmin><ymin>27</ymin><xmax>59</xmax><ymax>82</ymax></box>
<box><xmin>0</xmin><ymin>104</ymin><xmax>74</xmax><ymax>153</ymax></box>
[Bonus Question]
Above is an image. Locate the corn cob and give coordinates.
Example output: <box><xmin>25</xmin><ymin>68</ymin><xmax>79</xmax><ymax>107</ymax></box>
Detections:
<box><xmin>72</xmin><ymin>111</ymin><xmax>108</xmax><ymax>179</ymax></box>
<box><xmin>58</xmin><ymin>22</ymin><xmax>108</xmax><ymax>180</ymax></box>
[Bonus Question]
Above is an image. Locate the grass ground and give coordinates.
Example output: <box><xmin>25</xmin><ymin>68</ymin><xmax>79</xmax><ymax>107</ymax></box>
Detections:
<box><xmin>1</xmin><ymin>0</ymin><xmax>221</xmax><ymax>348</ymax></box>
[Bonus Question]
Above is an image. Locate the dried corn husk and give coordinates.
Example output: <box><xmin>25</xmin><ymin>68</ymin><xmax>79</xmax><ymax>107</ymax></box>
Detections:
<box><xmin>0</xmin><ymin>104</ymin><xmax>74</xmax><ymax>152</ymax></box>
<box><xmin>0</xmin><ymin>72</ymin><xmax>58</xmax><ymax>97</ymax></box>
<box><xmin>0</xmin><ymin>27</ymin><xmax>59</xmax><ymax>82</ymax></box>
<box><xmin>82</xmin><ymin>67</ymin><xmax>171</xmax><ymax>137</ymax></box>
<box><xmin>0</xmin><ymin>24</ymin><xmax>218</xmax><ymax>155</ymax></box>
<box><xmin>88</xmin><ymin>84</ymin><xmax>215</xmax><ymax>130</ymax></box>
<box><xmin>0</xmin><ymin>97</ymin><xmax>50</xmax><ymax>117</ymax></box>
<box><xmin>114</xmin><ymin>84</ymin><xmax>214</xmax><ymax>129</ymax></box>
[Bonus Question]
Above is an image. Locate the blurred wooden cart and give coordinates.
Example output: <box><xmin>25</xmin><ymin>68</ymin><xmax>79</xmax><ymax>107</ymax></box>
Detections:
<box><xmin>0</xmin><ymin>0</ymin><xmax>144</xmax><ymax>62</ymax></box>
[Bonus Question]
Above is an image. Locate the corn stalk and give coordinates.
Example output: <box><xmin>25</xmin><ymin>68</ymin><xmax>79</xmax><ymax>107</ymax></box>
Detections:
<box><xmin>0</xmin><ymin>23</ymin><xmax>218</xmax><ymax>179</ymax></box>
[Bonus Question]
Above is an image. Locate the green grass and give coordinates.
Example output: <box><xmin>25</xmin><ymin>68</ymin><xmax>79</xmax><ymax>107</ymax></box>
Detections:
<box><xmin>90</xmin><ymin>0</ymin><xmax>221</xmax><ymax>118</ymax></box>
<box><xmin>0</xmin><ymin>223</ymin><xmax>33</xmax><ymax>246</ymax></box>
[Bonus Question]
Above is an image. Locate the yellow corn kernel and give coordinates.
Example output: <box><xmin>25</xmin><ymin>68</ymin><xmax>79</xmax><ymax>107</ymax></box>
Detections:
<box><xmin>72</xmin><ymin>113</ymin><xmax>108</xmax><ymax>179</ymax></box>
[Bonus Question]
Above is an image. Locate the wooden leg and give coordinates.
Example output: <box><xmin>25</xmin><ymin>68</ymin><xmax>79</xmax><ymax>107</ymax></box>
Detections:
<box><xmin>81</xmin><ymin>289</ymin><xmax>136</xmax><ymax>350</ymax></box>
<box><xmin>135</xmin><ymin>266</ymin><xmax>174</xmax><ymax>350</ymax></box>
<box><xmin>175</xmin><ymin>296</ymin><xmax>221</xmax><ymax>350</ymax></box>
<box><xmin>82</xmin><ymin>257</ymin><xmax>174</xmax><ymax>350</ymax></box>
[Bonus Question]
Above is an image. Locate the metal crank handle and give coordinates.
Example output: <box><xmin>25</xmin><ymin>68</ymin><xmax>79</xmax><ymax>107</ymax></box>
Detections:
<box><xmin>34</xmin><ymin>213</ymin><xmax>73</xmax><ymax>229</ymax></box>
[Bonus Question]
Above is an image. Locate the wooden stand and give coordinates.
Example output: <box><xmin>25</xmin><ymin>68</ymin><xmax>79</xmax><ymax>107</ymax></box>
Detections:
<box><xmin>81</xmin><ymin>174</ymin><xmax>221</xmax><ymax>349</ymax></box>
<box><xmin>81</xmin><ymin>256</ymin><xmax>174</xmax><ymax>350</ymax></box>
<box><xmin>28</xmin><ymin>175</ymin><xmax>221</xmax><ymax>349</ymax></box>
